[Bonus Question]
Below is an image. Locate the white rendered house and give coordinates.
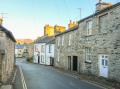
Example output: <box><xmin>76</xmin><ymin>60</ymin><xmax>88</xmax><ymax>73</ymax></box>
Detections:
<box><xmin>33</xmin><ymin>36</ymin><xmax>55</xmax><ymax>65</ymax></box>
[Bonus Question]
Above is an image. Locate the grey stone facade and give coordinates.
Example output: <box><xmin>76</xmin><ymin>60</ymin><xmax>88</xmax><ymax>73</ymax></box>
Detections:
<box><xmin>0</xmin><ymin>25</ymin><xmax>16</xmax><ymax>83</ymax></box>
<box><xmin>55</xmin><ymin>2</ymin><xmax>120</xmax><ymax>82</ymax></box>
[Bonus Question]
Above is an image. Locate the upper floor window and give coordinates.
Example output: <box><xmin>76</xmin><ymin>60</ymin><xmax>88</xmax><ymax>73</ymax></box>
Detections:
<box><xmin>62</xmin><ymin>36</ymin><xmax>64</xmax><ymax>46</ymax></box>
<box><xmin>86</xmin><ymin>20</ymin><xmax>92</xmax><ymax>35</ymax></box>
<box><xmin>68</xmin><ymin>34</ymin><xmax>71</xmax><ymax>46</ymax></box>
<box><xmin>99</xmin><ymin>14</ymin><xmax>108</xmax><ymax>33</ymax></box>
<box><xmin>85</xmin><ymin>47</ymin><xmax>92</xmax><ymax>62</ymax></box>
<box><xmin>41</xmin><ymin>45</ymin><xmax>45</xmax><ymax>53</ymax></box>
<box><xmin>58</xmin><ymin>37</ymin><xmax>60</xmax><ymax>46</ymax></box>
<box><xmin>49</xmin><ymin>44</ymin><xmax>52</xmax><ymax>53</ymax></box>
<box><xmin>35</xmin><ymin>45</ymin><xmax>38</xmax><ymax>52</ymax></box>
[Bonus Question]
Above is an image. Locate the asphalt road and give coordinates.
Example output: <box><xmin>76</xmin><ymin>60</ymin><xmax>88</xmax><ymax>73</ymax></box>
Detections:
<box><xmin>15</xmin><ymin>58</ymin><xmax>103</xmax><ymax>89</ymax></box>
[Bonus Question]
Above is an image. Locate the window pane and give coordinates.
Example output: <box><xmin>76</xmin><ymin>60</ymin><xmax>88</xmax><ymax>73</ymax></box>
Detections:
<box><xmin>105</xmin><ymin>60</ymin><xmax>108</xmax><ymax>66</ymax></box>
<box><xmin>105</xmin><ymin>56</ymin><xmax>108</xmax><ymax>58</ymax></box>
<box><xmin>102</xmin><ymin>56</ymin><xmax>104</xmax><ymax>58</ymax></box>
<box><xmin>102</xmin><ymin>59</ymin><xmax>104</xmax><ymax>65</ymax></box>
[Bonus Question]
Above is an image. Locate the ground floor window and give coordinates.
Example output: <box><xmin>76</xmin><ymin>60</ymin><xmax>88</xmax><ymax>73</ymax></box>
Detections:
<box><xmin>41</xmin><ymin>55</ymin><xmax>44</xmax><ymax>63</ymax></box>
<box><xmin>57</xmin><ymin>51</ymin><xmax>60</xmax><ymax>62</ymax></box>
<box><xmin>85</xmin><ymin>47</ymin><xmax>92</xmax><ymax>63</ymax></box>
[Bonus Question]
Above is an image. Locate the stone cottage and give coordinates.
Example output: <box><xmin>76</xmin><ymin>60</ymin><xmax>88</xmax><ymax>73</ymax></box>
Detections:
<box><xmin>0</xmin><ymin>25</ymin><xmax>16</xmax><ymax>83</ymax></box>
<box><xmin>55</xmin><ymin>2</ymin><xmax>120</xmax><ymax>82</ymax></box>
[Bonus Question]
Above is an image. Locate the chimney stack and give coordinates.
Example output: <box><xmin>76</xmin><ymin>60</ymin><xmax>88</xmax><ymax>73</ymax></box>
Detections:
<box><xmin>96</xmin><ymin>0</ymin><xmax>112</xmax><ymax>12</ymax></box>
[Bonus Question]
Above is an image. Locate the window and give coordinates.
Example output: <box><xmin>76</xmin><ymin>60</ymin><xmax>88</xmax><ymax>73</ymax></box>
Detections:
<box><xmin>41</xmin><ymin>55</ymin><xmax>44</xmax><ymax>63</ymax></box>
<box><xmin>86</xmin><ymin>20</ymin><xmax>92</xmax><ymax>35</ymax></box>
<box><xmin>58</xmin><ymin>37</ymin><xmax>60</xmax><ymax>46</ymax></box>
<box><xmin>57</xmin><ymin>51</ymin><xmax>60</xmax><ymax>62</ymax></box>
<box><xmin>68</xmin><ymin>34</ymin><xmax>71</xmax><ymax>46</ymax></box>
<box><xmin>85</xmin><ymin>47</ymin><xmax>91</xmax><ymax>62</ymax></box>
<box><xmin>99</xmin><ymin>14</ymin><xmax>108</xmax><ymax>33</ymax></box>
<box><xmin>41</xmin><ymin>45</ymin><xmax>45</xmax><ymax>53</ymax></box>
<box><xmin>35</xmin><ymin>45</ymin><xmax>38</xmax><ymax>52</ymax></box>
<box><xmin>62</xmin><ymin>36</ymin><xmax>64</xmax><ymax>46</ymax></box>
<box><xmin>101</xmin><ymin>55</ymin><xmax>108</xmax><ymax>67</ymax></box>
<box><xmin>49</xmin><ymin>44</ymin><xmax>51</xmax><ymax>53</ymax></box>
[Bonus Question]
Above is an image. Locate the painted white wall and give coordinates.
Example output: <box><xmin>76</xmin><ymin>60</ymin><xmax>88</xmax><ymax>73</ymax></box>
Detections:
<box><xmin>33</xmin><ymin>43</ymin><xmax>46</xmax><ymax>64</ymax></box>
<box><xmin>33</xmin><ymin>43</ymin><xmax>54</xmax><ymax>65</ymax></box>
<box><xmin>33</xmin><ymin>43</ymin><xmax>41</xmax><ymax>63</ymax></box>
<box><xmin>15</xmin><ymin>48</ymin><xmax>24</xmax><ymax>57</ymax></box>
<box><xmin>46</xmin><ymin>44</ymin><xmax>54</xmax><ymax>65</ymax></box>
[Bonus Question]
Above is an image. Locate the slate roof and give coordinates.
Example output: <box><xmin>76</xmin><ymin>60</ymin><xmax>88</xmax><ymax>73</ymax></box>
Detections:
<box><xmin>46</xmin><ymin>38</ymin><xmax>55</xmax><ymax>44</ymax></box>
<box><xmin>78</xmin><ymin>2</ymin><xmax>120</xmax><ymax>24</ymax></box>
<box><xmin>55</xmin><ymin>26</ymin><xmax>79</xmax><ymax>37</ymax></box>
<box><xmin>35</xmin><ymin>36</ymin><xmax>55</xmax><ymax>44</ymax></box>
<box><xmin>15</xmin><ymin>44</ymin><xmax>25</xmax><ymax>49</ymax></box>
<box><xmin>0</xmin><ymin>25</ymin><xmax>16</xmax><ymax>42</ymax></box>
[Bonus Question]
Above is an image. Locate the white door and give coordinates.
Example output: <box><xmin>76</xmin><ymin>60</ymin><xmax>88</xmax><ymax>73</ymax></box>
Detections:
<box><xmin>99</xmin><ymin>55</ymin><xmax>108</xmax><ymax>78</ymax></box>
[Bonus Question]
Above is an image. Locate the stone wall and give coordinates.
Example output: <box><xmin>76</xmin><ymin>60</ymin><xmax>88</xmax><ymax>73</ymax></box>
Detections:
<box><xmin>55</xmin><ymin>4</ymin><xmax>120</xmax><ymax>82</ymax></box>
<box><xmin>0</xmin><ymin>31</ymin><xmax>15</xmax><ymax>83</ymax></box>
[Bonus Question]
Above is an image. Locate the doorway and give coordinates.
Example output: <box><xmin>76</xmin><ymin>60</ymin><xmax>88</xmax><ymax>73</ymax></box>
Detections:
<box><xmin>73</xmin><ymin>56</ymin><xmax>78</xmax><ymax>71</ymax></box>
<box><xmin>38</xmin><ymin>55</ymin><xmax>40</xmax><ymax>64</ymax></box>
<box><xmin>99</xmin><ymin>55</ymin><xmax>108</xmax><ymax>78</ymax></box>
<box><xmin>68</xmin><ymin>56</ymin><xmax>71</xmax><ymax>70</ymax></box>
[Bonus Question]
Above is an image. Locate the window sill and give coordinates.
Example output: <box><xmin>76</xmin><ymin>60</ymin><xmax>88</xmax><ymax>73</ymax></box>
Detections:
<box><xmin>85</xmin><ymin>60</ymin><xmax>92</xmax><ymax>64</ymax></box>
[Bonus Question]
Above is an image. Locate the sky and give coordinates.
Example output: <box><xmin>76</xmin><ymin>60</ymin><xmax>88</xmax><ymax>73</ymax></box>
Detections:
<box><xmin>0</xmin><ymin>0</ymin><xmax>119</xmax><ymax>40</ymax></box>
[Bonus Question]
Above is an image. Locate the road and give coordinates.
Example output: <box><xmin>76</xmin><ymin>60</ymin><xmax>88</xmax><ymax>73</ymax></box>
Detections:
<box><xmin>15</xmin><ymin>58</ymin><xmax>103</xmax><ymax>89</ymax></box>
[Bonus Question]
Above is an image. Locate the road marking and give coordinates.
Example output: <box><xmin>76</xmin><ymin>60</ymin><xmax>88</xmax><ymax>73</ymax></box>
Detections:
<box><xmin>19</xmin><ymin>66</ymin><xmax>28</xmax><ymax>89</ymax></box>
<box><xmin>12</xmin><ymin>68</ymin><xmax>17</xmax><ymax>83</ymax></box>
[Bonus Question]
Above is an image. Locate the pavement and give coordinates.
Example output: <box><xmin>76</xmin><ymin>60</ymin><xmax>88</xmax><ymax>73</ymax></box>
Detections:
<box><xmin>14</xmin><ymin>58</ymin><xmax>104</xmax><ymax>89</ymax></box>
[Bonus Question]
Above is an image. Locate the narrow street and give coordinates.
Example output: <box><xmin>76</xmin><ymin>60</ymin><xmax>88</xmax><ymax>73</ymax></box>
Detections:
<box><xmin>15</xmin><ymin>58</ymin><xmax>103</xmax><ymax>89</ymax></box>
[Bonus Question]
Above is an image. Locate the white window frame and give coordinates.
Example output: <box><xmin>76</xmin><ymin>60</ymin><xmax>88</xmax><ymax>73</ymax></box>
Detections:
<box><xmin>62</xmin><ymin>36</ymin><xmax>64</xmax><ymax>46</ymax></box>
<box><xmin>48</xmin><ymin>44</ymin><xmax>51</xmax><ymax>53</ymax></box>
<box><xmin>86</xmin><ymin>20</ymin><xmax>92</xmax><ymax>35</ymax></box>
<box><xmin>85</xmin><ymin>47</ymin><xmax>91</xmax><ymax>62</ymax></box>
<box><xmin>58</xmin><ymin>37</ymin><xmax>60</xmax><ymax>46</ymax></box>
<box><xmin>68</xmin><ymin>34</ymin><xmax>71</xmax><ymax>46</ymax></box>
<box><xmin>41</xmin><ymin>45</ymin><xmax>45</xmax><ymax>53</ymax></box>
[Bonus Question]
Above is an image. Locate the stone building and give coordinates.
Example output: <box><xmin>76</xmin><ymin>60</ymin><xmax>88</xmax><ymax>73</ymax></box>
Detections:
<box><xmin>0</xmin><ymin>25</ymin><xmax>16</xmax><ymax>83</ymax></box>
<box><xmin>55</xmin><ymin>2</ymin><xmax>120</xmax><ymax>82</ymax></box>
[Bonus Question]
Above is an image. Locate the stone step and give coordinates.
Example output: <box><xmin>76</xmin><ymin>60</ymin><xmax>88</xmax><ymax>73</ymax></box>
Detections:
<box><xmin>1</xmin><ymin>85</ymin><xmax>13</xmax><ymax>89</ymax></box>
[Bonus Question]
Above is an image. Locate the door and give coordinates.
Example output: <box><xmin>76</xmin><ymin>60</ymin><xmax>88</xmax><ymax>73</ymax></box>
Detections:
<box><xmin>99</xmin><ymin>55</ymin><xmax>108</xmax><ymax>78</ymax></box>
<box><xmin>73</xmin><ymin>56</ymin><xmax>78</xmax><ymax>71</ymax></box>
<box><xmin>68</xmin><ymin>56</ymin><xmax>71</xmax><ymax>70</ymax></box>
<box><xmin>38</xmin><ymin>56</ymin><xmax>40</xmax><ymax>64</ymax></box>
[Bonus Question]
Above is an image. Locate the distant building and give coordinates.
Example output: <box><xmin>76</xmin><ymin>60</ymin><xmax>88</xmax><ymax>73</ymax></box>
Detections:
<box><xmin>33</xmin><ymin>36</ymin><xmax>55</xmax><ymax>65</ymax></box>
<box><xmin>44</xmin><ymin>24</ymin><xmax>66</xmax><ymax>36</ymax></box>
<box><xmin>0</xmin><ymin>24</ymin><xmax>16</xmax><ymax>83</ymax></box>
<box><xmin>16</xmin><ymin>39</ymin><xmax>33</xmax><ymax>44</ymax></box>
<box><xmin>15</xmin><ymin>44</ymin><xmax>25</xmax><ymax>58</ymax></box>
<box><xmin>15</xmin><ymin>39</ymin><xmax>33</xmax><ymax>58</ymax></box>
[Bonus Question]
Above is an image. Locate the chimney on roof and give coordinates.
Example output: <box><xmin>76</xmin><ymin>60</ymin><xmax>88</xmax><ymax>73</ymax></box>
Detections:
<box><xmin>96</xmin><ymin>0</ymin><xmax>112</xmax><ymax>12</ymax></box>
